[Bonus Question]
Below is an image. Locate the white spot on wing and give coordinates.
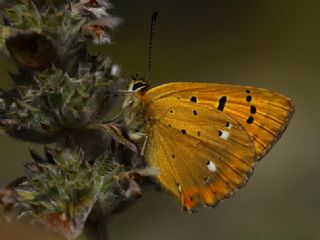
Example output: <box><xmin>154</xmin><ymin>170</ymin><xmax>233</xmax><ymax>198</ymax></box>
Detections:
<box><xmin>177</xmin><ymin>184</ymin><xmax>182</xmax><ymax>192</ymax></box>
<box><xmin>207</xmin><ymin>161</ymin><xmax>217</xmax><ymax>172</ymax></box>
<box><xmin>220</xmin><ymin>130</ymin><xmax>230</xmax><ymax>140</ymax></box>
<box><xmin>227</xmin><ymin>123</ymin><xmax>233</xmax><ymax>129</ymax></box>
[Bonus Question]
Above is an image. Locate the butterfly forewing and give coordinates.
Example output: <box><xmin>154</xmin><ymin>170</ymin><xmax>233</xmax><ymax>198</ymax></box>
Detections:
<box><xmin>144</xmin><ymin>83</ymin><xmax>294</xmax><ymax>160</ymax></box>
<box><xmin>144</xmin><ymin>97</ymin><xmax>255</xmax><ymax>210</ymax></box>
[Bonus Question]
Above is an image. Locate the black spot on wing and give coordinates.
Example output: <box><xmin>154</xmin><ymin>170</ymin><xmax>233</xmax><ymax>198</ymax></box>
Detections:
<box><xmin>218</xmin><ymin>96</ymin><xmax>227</xmax><ymax>111</ymax></box>
<box><xmin>190</xmin><ymin>96</ymin><xmax>197</xmax><ymax>103</ymax></box>
<box><xmin>181</xmin><ymin>129</ymin><xmax>187</xmax><ymax>134</ymax></box>
<box><xmin>250</xmin><ymin>105</ymin><xmax>256</xmax><ymax>114</ymax></box>
<box><xmin>247</xmin><ymin>116</ymin><xmax>254</xmax><ymax>124</ymax></box>
<box><xmin>246</xmin><ymin>96</ymin><xmax>252</xmax><ymax>102</ymax></box>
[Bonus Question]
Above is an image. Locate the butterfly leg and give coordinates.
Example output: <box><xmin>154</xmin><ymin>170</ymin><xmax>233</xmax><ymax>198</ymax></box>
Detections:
<box><xmin>88</xmin><ymin>123</ymin><xmax>138</xmax><ymax>153</ymax></box>
<box><xmin>140</xmin><ymin>135</ymin><xmax>149</xmax><ymax>156</ymax></box>
<box><xmin>128</xmin><ymin>130</ymin><xmax>146</xmax><ymax>142</ymax></box>
<box><xmin>127</xmin><ymin>130</ymin><xmax>148</xmax><ymax>157</ymax></box>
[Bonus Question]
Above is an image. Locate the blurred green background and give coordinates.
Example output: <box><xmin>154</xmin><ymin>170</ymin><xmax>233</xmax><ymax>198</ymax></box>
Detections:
<box><xmin>1</xmin><ymin>0</ymin><xmax>319</xmax><ymax>240</ymax></box>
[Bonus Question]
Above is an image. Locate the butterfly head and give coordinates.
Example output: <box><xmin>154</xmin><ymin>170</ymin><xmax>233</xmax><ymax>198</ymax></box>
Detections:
<box><xmin>122</xmin><ymin>75</ymin><xmax>151</xmax><ymax>139</ymax></box>
<box><xmin>122</xmin><ymin>75</ymin><xmax>149</xmax><ymax>109</ymax></box>
<box><xmin>128</xmin><ymin>74</ymin><xmax>150</xmax><ymax>95</ymax></box>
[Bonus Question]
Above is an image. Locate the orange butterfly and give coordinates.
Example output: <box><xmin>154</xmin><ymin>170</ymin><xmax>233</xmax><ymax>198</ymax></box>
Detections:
<box><xmin>122</xmin><ymin>80</ymin><xmax>294</xmax><ymax>211</ymax></box>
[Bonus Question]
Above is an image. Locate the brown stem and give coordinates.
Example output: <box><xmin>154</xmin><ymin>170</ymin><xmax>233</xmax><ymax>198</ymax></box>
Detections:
<box><xmin>84</xmin><ymin>216</ymin><xmax>109</xmax><ymax>240</ymax></box>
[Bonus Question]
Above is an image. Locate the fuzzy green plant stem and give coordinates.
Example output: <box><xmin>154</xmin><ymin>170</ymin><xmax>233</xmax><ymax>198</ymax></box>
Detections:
<box><xmin>84</xmin><ymin>217</ymin><xmax>109</xmax><ymax>240</ymax></box>
<box><xmin>0</xmin><ymin>1</ymin><xmax>128</xmax><ymax>239</ymax></box>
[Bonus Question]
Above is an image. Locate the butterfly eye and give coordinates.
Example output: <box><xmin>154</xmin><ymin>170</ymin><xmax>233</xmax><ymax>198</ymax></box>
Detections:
<box><xmin>132</xmin><ymin>81</ymin><xmax>147</xmax><ymax>91</ymax></box>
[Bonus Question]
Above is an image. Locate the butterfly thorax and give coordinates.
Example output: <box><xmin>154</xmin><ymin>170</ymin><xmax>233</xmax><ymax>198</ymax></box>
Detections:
<box><xmin>122</xmin><ymin>81</ymin><xmax>150</xmax><ymax>142</ymax></box>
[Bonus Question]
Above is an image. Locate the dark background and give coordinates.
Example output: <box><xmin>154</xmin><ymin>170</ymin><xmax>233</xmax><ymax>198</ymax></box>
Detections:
<box><xmin>1</xmin><ymin>1</ymin><xmax>319</xmax><ymax>239</ymax></box>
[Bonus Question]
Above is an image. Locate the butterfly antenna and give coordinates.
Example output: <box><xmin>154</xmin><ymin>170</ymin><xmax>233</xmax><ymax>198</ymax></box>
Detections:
<box><xmin>146</xmin><ymin>11</ymin><xmax>159</xmax><ymax>84</ymax></box>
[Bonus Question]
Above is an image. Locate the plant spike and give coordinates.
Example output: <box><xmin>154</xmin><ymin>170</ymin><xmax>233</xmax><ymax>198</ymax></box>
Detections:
<box><xmin>0</xmin><ymin>1</ymin><xmax>152</xmax><ymax>240</ymax></box>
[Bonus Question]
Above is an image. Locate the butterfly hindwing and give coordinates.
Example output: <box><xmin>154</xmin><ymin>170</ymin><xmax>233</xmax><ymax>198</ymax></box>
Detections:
<box><xmin>144</xmin><ymin>97</ymin><xmax>256</xmax><ymax>210</ymax></box>
<box><xmin>144</xmin><ymin>82</ymin><xmax>294</xmax><ymax>160</ymax></box>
